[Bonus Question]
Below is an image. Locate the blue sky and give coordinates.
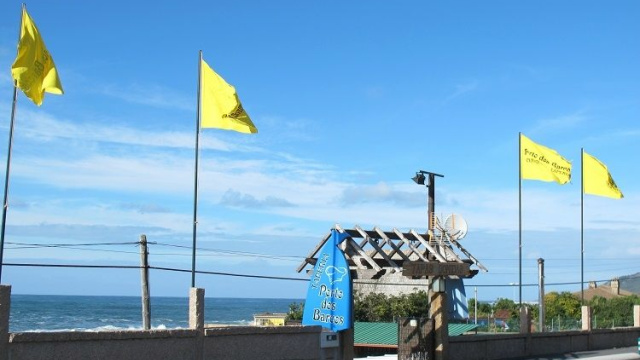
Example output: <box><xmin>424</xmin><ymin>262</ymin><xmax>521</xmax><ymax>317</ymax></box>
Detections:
<box><xmin>0</xmin><ymin>1</ymin><xmax>638</xmax><ymax>301</ymax></box>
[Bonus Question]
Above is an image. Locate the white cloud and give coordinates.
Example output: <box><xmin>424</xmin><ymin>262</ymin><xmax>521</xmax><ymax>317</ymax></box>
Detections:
<box><xmin>16</xmin><ymin>110</ymin><xmax>234</xmax><ymax>151</ymax></box>
<box><xmin>13</xmin><ymin>154</ymin><xmax>193</xmax><ymax>194</ymax></box>
<box><xmin>98</xmin><ymin>83</ymin><xmax>192</xmax><ymax>111</ymax></box>
<box><xmin>219</xmin><ymin>189</ymin><xmax>295</xmax><ymax>209</ymax></box>
<box><xmin>340</xmin><ymin>182</ymin><xmax>423</xmax><ymax>207</ymax></box>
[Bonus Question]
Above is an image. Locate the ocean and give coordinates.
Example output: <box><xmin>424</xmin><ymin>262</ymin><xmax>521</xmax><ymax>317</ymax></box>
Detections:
<box><xmin>9</xmin><ymin>294</ymin><xmax>302</xmax><ymax>332</ymax></box>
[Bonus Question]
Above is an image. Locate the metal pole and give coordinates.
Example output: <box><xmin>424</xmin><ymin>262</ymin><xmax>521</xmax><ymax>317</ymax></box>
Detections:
<box><xmin>0</xmin><ymin>7</ymin><xmax>25</xmax><ymax>284</ymax></box>
<box><xmin>0</xmin><ymin>85</ymin><xmax>19</xmax><ymax>284</ymax></box>
<box><xmin>191</xmin><ymin>51</ymin><xmax>203</xmax><ymax>288</ymax></box>
<box><xmin>580</xmin><ymin>148</ymin><xmax>584</xmax><ymax>305</ymax></box>
<box><xmin>428</xmin><ymin>173</ymin><xmax>435</xmax><ymax>231</ymax></box>
<box><xmin>474</xmin><ymin>287</ymin><xmax>478</xmax><ymax>325</ymax></box>
<box><xmin>139</xmin><ymin>234</ymin><xmax>151</xmax><ymax>330</ymax></box>
<box><xmin>538</xmin><ymin>258</ymin><xmax>545</xmax><ymax>332</ymax></box>
<box><xmin>518</xmin><ymin>133</ymin><xmax>523</xmax><ymax>308</ymax></box>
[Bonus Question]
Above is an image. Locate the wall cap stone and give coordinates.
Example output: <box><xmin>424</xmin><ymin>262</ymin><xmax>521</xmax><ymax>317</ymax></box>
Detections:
<box><xmin>204</xmin><ymin>325</ymin><xmax>322</xmax><ymax>337</ymax></box>
<box><xmin>10</xmin><ymin>329</ymin><xmax>198</xmax><ymax>343</ymax></box>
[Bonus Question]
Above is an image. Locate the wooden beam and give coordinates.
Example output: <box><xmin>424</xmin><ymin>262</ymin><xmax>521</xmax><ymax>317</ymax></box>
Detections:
<box><xmin>448</xmin><ymin>236</ymin><xmax>489</xmax><ymax>272</ymax></box>
<box><xmin>336</xmin><ymin>224</ymin><xmax>382</xmax><ymax>272</ymax></box>
<box><xmin>355</xmin><ymin>225</ymin><xmax>400</xmax><ymax>272</ymax></box>
<box><xmin>435</xmin><ymin>234</ymin><xmax>464</xmax><ymax>263</ymax></box>
<box><xmin>373</xmin><ymin>226</ymin><xmax>410</xmax><ymax>262</ymax></box>
<box><xmin>393</xmin><ymin>228</ymin><xmax>429</xmax><ymax>262</ymax></box>
<box><xmin>296</xmin><ymin>230</ymin><xmax>332</xmax><ymax>273</ymax></box>
<box><xmin>410</xmin><ymin>230</ymin><xmax>447</xmax><ymax>262</ymax></box>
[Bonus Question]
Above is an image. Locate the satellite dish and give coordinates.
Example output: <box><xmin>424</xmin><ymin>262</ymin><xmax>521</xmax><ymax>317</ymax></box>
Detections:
<box><xmin>444</xmin><ymin>214</ymin><xmax>468</xmax><ymax>240</ymax></box>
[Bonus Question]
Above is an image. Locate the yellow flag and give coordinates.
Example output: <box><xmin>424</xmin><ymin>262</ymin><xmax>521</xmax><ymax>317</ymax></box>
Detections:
<box><xmin>583</xmin><ymin>151</ymin><xmax>623</xmax><ymax>199</ymax></box>
<box><xmin>200</xmin><ymin>59</ymin><xmax>257</xmax><ymax>134</ymax></box>
<box><xmin>11</xmin><ymin>7</ymin><xmax>63</xmax><ymax>106</ymax></box>
<box><xmin>520</xmin><ymin>133</ymin><xmax>571</xmax><ymax>184</ymax></box>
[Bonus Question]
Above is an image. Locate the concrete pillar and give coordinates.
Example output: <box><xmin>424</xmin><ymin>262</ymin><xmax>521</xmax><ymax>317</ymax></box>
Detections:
<box><xmin>189</xmin><ymin>287</ymin><xmax>205</xmax><ymax>330</ymax></box>
<box><xmin>519</xmin><ymin>306</ymin><xmax>531</xmax><ymax>334</ymax></box>
<box><xmin>431</xmin><ymin>291</ymin><xmax>449</xmax><ymax>360</ymax></box>
<box><xmin>340</xmin><ymin>327</ymin><xmax>353</xmax><ymax>360</ymax></box>
<box><xmin>581</xmin><ymin>306</ymin><xmax>592</xmax><ymax>331</ymax></box>
<box><xmin>0</xmin><ymin>285</ymin><xmax>11</xmax><ymax>360</ymax></box>
<box><xmin>189</xmin><ymin>288</ymin><xmax>205</xmax><ymax>360</ymax></box>
<box><xmin>634</xmin><ymin>305</ymin><xmax>640</xmax><ymax>328</ymax></box>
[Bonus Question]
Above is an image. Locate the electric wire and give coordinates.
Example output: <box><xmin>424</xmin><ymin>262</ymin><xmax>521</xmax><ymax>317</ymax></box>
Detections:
<box><xmin>1</xmin><ymin>262</ymin><xmax>308</xmax><ymax>282</ymax></box>
<box><xmin>2</xmin><ymin>242</ymin><xmax>638</xmax><ymax>288</ymax></box>
<box><xmin>4</xmin><ymin>241</ymin><xmax>304</xmax><ymax>261</ymax></box>
<box><xmin>2</xmin><ymin>262</ymin><xmax>638</xmax><ymax>287</ymax></box>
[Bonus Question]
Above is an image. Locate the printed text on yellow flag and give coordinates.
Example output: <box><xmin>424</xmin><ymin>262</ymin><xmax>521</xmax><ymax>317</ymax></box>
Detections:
<box><xmin>583</xmin><ymin>151</ymin><xmax>623</xmax><ymax>199</ymax></box>
<box><xmin>11</xmin><ymin>7</ymin><xmax>63</xmax><ymax>106</ymax></box>
<box><xmin>200</xmin><ymin>59</ymin><xmax>257</xmax><ymax>134</ymax></box>
<box><xmin>520</xmin><ymin>133</ymin><xmax>571</xmax><ymax>184</ymax></box>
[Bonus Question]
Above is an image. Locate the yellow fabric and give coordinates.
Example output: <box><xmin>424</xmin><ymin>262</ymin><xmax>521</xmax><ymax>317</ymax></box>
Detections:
<box><xmin>200</xmin><ymin>59</ymin><xmax>257</xmax><ymax>134</ymax></box>
<box><xmin>583</xmin><ymin>151</ymin><xmax>623</xmax><ymax>199</ymax></box>
<box><xmin>520</xmin><ymin>133</ymin><xmax>571</xmax><ymax>184</ymax></box>
<box><xmin>11</xmin><ymin>7</ymin><xmax>63</xmax><ymax>106</ymax></box>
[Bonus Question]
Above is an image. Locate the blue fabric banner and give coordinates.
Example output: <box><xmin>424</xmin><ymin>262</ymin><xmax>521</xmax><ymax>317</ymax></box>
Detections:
<box><xmin>446</xmin><ymin>278</ymin><xmax>469</xmax><ymax>320</ymax></box>
<box><xmin>302</xmin><ymin>229</ymin><xmax>351</xmax><ymax>331</ymax></box>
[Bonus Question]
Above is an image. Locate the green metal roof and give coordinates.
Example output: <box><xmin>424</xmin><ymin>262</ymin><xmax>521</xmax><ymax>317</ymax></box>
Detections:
<box><xmin>448</xmin><ymin>323</ymin><xmax>479</xmax><ymax>336</ymax></box>
<box><xmin>354</xmin><ymin>322</ymin><xmax>478</xmax><ymax>346</ymax></box>
<box><xmin>354</xmin><ymin>322</ymin><xmax>398</xmax><ymax>346</ymax></box>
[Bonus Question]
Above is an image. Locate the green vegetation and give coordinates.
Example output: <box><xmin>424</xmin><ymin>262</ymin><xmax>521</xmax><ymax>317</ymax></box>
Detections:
<box><xmin>286</xmin><ymin>290</ymin><xmax>430</xmax><ymax>322</ymax></box>
<box><xmin>590</xmin><ymin>295</ymin><xmax>640</xmax><ymax>328</ymax></box>
<box><xmin>470</xmin><ymin>292</ymin><xmax>640</xmax><ymax>331</ymax></box>
<box><xmin>288</xmin><ymin>290</ymin><xmax>640</xmax><ymax>329</ymax></box>
<box><xmin>353</xmin><ymin>290</ymin><xmax>429</xmax><ymax>322</ymax></box>
<box><xmin>285</xmin><ymin>302</ymin><xmax>304</xmax><ymax>321</ymax></box>
<box><xmin>545</xmin><ymin>292</ymin><xmax>581</xmax><ymax>320</ymax></box>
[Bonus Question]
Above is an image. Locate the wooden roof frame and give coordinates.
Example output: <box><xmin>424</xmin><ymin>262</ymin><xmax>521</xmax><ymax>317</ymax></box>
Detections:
<box><xmin>296</xmin><ymin>224</ymin><xmax>487</xmax><ymax>277</ymax></box>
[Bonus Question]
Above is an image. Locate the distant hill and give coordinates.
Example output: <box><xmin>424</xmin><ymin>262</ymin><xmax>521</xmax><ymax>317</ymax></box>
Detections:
<box><xmin>606</xmin><ymin>273</ymin><xmax>640</xmax><ymax>294</ymax></box>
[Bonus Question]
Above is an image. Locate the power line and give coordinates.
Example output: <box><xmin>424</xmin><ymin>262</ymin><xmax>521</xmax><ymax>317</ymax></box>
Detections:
<box><xmin>1</xmin><ymin>262</ymin><xmax>308</xmax><ymax>282</ymax></box>
<box><xmin>6</xmin><ymin>241</ymin><xmax>141</xmax><ymax>247</ymax></box>
<box><xmin>4</xmin><ymin>240</ymin><xmax>304</xmax><ymax>262</ymax></box>
<box><xmin>149</xmin><ymin>266</ymin><xmax>308</xmax><ymax>281</ymax></box>
<box><xmin>3</xmin><ymin>263</ymin><xmax>140</xmax><ymax>269</ymax></box>
<box><xmin>2</xmin><ymin>262</ymin><xmax>640</xmax><ymax>287</ymax></box>
<box><xmin>153</xmin><ymin>242</ymin><xmax>305</xmax><ymax>261</ymax></box>
<box><xmin>5</xmin><ymin>246</ymin><xmax>140</xmax><ymax>255</ymax></box>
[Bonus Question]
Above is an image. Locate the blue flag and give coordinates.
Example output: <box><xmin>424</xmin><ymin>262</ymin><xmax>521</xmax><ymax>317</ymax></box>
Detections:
<box><xmin>302</xmin><ymin>229</ymin><xmax>352</xmax><ymax>331</ymax></box>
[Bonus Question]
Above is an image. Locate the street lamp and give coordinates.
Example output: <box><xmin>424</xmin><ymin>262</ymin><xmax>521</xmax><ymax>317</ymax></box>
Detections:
<box><xmin>412</xmin><ymin>170</ymin><xmax>444</xmax><ymax>231</ymax></box>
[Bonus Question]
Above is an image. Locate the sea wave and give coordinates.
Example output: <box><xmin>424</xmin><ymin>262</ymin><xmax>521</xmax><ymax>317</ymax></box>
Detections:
<box><xmin>20</xmin><ymin>324</ymin><xmax>180</xmax><ymax>333</ymax></box>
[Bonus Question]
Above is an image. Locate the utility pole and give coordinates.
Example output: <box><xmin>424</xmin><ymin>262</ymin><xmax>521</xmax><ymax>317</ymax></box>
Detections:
<box><xmin>538</xmin><ymin>258</ymin><xmax>545</xmax><ymax>332</ymax></box>
<box><xmin>140</xmin><ymin>234</ymin><xmax>151</xmax><ymax>330</ymax></box>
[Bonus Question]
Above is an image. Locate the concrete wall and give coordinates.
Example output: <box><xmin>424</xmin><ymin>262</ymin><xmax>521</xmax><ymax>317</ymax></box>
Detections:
<box><xmin>204</xmin><ymin>325</ymin><xmax>322</xmax><ymax>360</ymax></box>
<box><xmin>0</xmin><ymin>285</ymin><xmax>327</xmax><ymax>360</ymax></box>
<box><xmin>448</xmin><ymin>327</ymin><xmax>640</xmax><ymax>360</ymax></box>
<box><xmin>7</xmin><ymin>326</ymin><xmax>327</xmax><ymax>360</ymax></box>
<box><xmin>9</xmin><ymin>329</ymin><xmax>199</xmax><ymax>360</ymax></box>
<box><xmin>353</xmin><ymin>269</ymin><xmax>428</xmax><ymax>296</ymax></box>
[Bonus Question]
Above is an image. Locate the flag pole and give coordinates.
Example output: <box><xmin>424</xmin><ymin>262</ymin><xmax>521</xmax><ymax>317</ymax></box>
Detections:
<box><xmin>191</xmin><ymin>50</ymin><xmax>203</xmax><ymax>288</ymax></box>
<box><xmin>0</xmin><ymin>4</ymin><xmax>27</xmax><ymax>283</ymax></box>
<box><xmin>518</xmin><ymin>132</ymin><xmax>523</xmax><ymax>307</ymax></box>
<box><xmin>580</xmin><ymin>148</ymin><xmax>584</xmax><ymax>304</ymax></box>
<box><xmin>0</xmin><ymin>85</ymin><xmax>20</xmax><ymax>284</ymax></box>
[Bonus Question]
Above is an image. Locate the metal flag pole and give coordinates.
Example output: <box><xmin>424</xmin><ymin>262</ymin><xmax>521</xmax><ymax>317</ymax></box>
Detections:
<box><xmin>518</xmin><ymin>132</ymin><xmax>523</xmax><ymax>307</ymax></box>
<box><xmin>0</xmin><ymin>85</ymin><xmax>19</xmax><ymax>284</ymax></box>
<box><xmin>191</xmin><ymin>50</ymin><xmax>203</xmax><ymax>288</ymax></box>
<box><xmin>580</xmin><ymin>148</ymin><xmax>584</xmax><ymax>304</ymax></box>
<box><xmin>0</xmin><ymin>5</ymin><xmax>26</xmax><ymax>283</ymax></box>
